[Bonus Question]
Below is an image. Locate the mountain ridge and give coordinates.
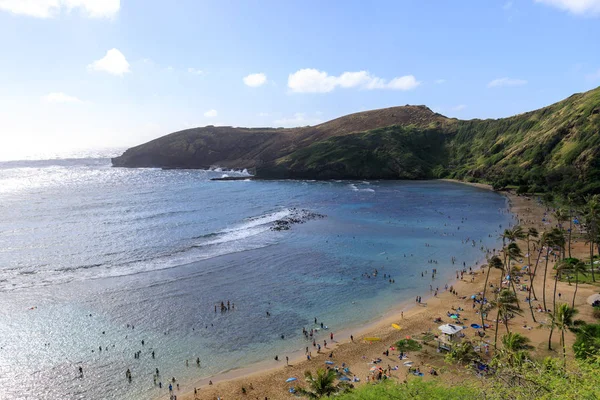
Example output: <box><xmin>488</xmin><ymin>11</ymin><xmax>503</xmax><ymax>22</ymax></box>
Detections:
<box><xmin>112</xmin><ymin>86</ymin><xmax>600</xmax><ymax>198</ymax></box>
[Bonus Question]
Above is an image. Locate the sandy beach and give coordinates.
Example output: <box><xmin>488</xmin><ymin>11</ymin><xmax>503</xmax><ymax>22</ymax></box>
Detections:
<box><xmin>165</xmin><ymin>183</ymin><xmax>599</xmax><ymax>400</ymax></box>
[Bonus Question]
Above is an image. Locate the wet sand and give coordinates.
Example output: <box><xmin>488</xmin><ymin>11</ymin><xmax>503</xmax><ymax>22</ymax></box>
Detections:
<box><xmin>163</xmin><ymin>183</ymin><xmax>599</xmax><ymax>400</ymax></box>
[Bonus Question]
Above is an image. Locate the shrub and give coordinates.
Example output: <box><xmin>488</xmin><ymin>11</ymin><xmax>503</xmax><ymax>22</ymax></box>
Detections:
<box><xmin>395</xmin><ymin>338</ymin><xmax>422</xmax><ymax>352</ymax></box>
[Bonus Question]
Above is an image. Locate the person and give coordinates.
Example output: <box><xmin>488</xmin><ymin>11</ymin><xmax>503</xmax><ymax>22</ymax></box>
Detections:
<box><xmin>169</xmin><ymin>383</ymin><xmax>173</xmax><ymax>392</ymax></box>
<box><xmin>78</xmin><ymin>366</ymin><xmax>83</xmax><ymax>376</ymax></box>
<box><xmin>286</xmin><ymin>356</ymin><xmax>289</xmax><ymax>365</ymax></box>
<box><xmin>350</xmin><ymin>335</ymin><xmax>354</xmax><ymax>342</ymax></box>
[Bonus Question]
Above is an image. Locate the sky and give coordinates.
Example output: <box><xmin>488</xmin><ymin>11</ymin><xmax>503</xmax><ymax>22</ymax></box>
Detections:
<box><xmin>1</xmin><ymin>0</ymin><xmax>600</xmax><ymax>160</ymax></box>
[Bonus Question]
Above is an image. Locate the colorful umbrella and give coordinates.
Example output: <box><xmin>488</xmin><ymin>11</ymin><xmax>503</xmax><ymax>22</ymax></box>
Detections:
<box><xmin>391</xmin><ymin>323</ymin><xmax>401</xmax><ymax>330</ymax></box>
<box><xmin>286</xmin><ymin>377</ymin><xmax>297</xmax><ymax>382</ymax></box>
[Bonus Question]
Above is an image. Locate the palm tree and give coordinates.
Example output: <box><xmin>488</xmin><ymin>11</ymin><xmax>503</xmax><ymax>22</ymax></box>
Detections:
<box><xmin>494</xmin><ymin>289</ymin><xmax>523</xmax><ymax>349</ymax></box>
<box><xmin>571</xmin><ymin>260</ymin><xmax>587</xmax><ymax>308</ymax></box>
<box><xmin>554</xmin><ymin>208</ymin><xmax>568</xmax><ymax>258</ymax></box>
<box><xmin>506</xmin><ymin>242</ymin><xmax>523</xmax><ymax>309</ymax></box>
<box><xmin>526</xmin><ymin>227</ymin><xmax>539</xmax><ymax>273</ymax></box>
<box><xmin>481</xmin><ymin>256</ymin><xmax>503</xmax><ymax>328</ymax></box>
<box><xmin>500</xmin><ymin>332</ymin><xmax>531</xmax><ymax>366</ymax></box>
<box><xmin>541</xmin><ymin>228</ymin><xmax>564</xmax><ymax>312</ymax></box>
<box><xmin>583</xmin><ymin>195</ymin><xmax>600</xmax><ymax>282</ymax></box>
<box><xmin>296</xmin><ymin>369</ymin><xmax>342</xmax><ymax>399</ymax></box>
<box><xmin>550</xmin><ymin>303</ymin><xmax>579</xmax><ymax>360</ymax></box>
<box><xmin>502</xmin><ymin>332</ymin><xmax>531</xmax><ymax>352</ymax></box>
<box><xmin>552</xmin><ymin>261</ymin><xmax>569</xmax><ymax>315</ymax></box>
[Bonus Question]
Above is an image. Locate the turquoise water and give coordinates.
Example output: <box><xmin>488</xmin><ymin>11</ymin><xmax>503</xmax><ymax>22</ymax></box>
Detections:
<box><xmin>0</xmin><ymin>156</ymin><xmax>512</xmax><ymax>399</ymax></box>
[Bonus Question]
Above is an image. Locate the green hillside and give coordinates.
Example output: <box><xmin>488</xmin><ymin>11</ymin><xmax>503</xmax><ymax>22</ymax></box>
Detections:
<box><xmin>259</xmin><ymin>86</ymin><xmax>600</xmax><ymax>199</ymax></box>
<box><xmin>113</xmin><ymin>86</ymin><xmax>600</xmax><ymax>200</ymax></box>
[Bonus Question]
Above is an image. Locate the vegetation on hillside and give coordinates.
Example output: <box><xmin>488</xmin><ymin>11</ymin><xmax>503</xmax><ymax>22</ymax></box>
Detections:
<box><xmin>113</xmin><ymin>86</ymin><xmax>600</xmax><ymax>199</ymax></box>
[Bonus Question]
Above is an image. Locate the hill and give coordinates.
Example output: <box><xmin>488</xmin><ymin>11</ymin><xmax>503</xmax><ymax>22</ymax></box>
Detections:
<box><xmin>112</xmin><ymin>86</ymin><xmax>600</xmax><ymax>199</ymax></box>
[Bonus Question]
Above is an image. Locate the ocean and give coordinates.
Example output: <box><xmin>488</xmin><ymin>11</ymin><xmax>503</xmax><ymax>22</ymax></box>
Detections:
<box><xmin>0</xmin><ymin>153</ymin><xmax>513</xmax><ymax>399</ymax></box>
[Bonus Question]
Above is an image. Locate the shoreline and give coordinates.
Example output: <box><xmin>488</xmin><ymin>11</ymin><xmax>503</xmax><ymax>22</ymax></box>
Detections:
<box><xmin>162</xmin><ymin>179</ymin><xmax>516</xmax><ymax>400</ymax></box>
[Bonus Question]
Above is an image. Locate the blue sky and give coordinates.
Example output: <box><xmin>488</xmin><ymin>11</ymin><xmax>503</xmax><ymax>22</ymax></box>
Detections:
<box><xmin>1</xmin><ymin>0</ymin><xmax>600</xmax><ymax>160</ymax></box>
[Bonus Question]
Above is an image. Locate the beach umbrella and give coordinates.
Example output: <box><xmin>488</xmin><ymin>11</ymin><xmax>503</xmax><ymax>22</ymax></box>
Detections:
<box><xmin>450</xmin><ymin>315</ymin><xmax>458</xmax><ymax>319</ymax></box>
<box><xmin>369</xmin><ymin>366</ymin><xmax>378</xmax><ymax>371</ymax></box>
<box><xmin>471</xmin><ymin>295</ymin><xmax>476</xmax><ymax>299</ymax></box>
<box><xmin>471</xmin><ymin>324</ymin><xmax>481</xmax><ymax>329</ymax></box>
<box><xmin>339</xmin><ymin>376</ymin><xmax>351</xmax><ymax>381</ymax></box>
<box><xmin>325</xmin><ymin>361</ymin><xmax>334</xmax><ymax>365</ymax></box>
<box><xmin>391</xmin><ymin>323</ymin><xmax>401</xmax><ymax>330</ymax></box>
<box><xmin>286</xmin><ymin>377</ymin><xmax>297</xmax><ymax>382</ymax></box>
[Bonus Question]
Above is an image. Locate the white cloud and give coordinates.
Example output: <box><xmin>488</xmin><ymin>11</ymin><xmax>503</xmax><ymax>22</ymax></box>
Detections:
<box><xmin>257</xmin><ymin>112</ymin><xmax>269</xmax><ymax>117</ymax></box>
<box><xmin>535</xmin><ymin>0</ymin><xmax>600</xmax><ymax>15</ymax></box>
<box><xmin>503</xmin><ymin>1</ymin><xmax>513</xmax><ymax>10</ymax></box>
<box><xmin>204</xmin><ymin>109</ymin><xmax>218</xmax><ymax>117</ymax></box>
<box><xmin>274</xmin><ymin>112</ymin><xmax>322</xmax><ymax>127</ymax></box>
<box><xmin>188</xmin><ymin>67</ymin><xmax>204</xmax><ymax>75</ymax></box>
<box><xmin>487</xmin><ymin>77</ymin><xmax>528</xmax><ymax>88</ymax></box>
<box><xmin>287</xmin><ymin>68</ymin><xmax>420</xmax><ymax>93</ymax></box>
<box><xmin>42</xmin><ymin>92</ymin><xmax>82</xmax><ymax>103</ymax></box>
<box><xmin>0</xmin><ymin>0</ymin><xmax>120</xmax><ymax>18</ymax></box>
<box><xmin>452</xmin><ymin>104</ymin><xmax>467</xmax><ymax>111</ymax></box>
<box><xmin>435</xmin><ymin>79</ymin><xmax>446</xmax><ymax>84</ymax></box>
<box><xmin>88</xmin><ymin>48</ymin><xmax>130</xmax><ymax>76</ymax></box>
<box><xmin>243</xmin><ymin>73</ymin><xmax>267</xmax><ymax>87</ymax></box>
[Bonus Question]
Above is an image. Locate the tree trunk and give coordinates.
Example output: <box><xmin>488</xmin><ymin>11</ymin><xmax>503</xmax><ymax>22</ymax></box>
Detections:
<box><xmin>531</xmin><ymin>248</ymin><xmax>543</xmax><ymax>301</ymax></box>
<box><xmin>562</xmin><ymin>329</ymin><xmax>566</xmax><ymax>364</ymax></box>
<box><xmin>543</xmin><ymin>248</ymin><xmax>550</xmax><ymax>312</ymax></box>
<box><xmin>572</xmin><ymin>275</ymin><xmax>579</xmax><ymax>309</ymax></box>
<box><xmin>568</xmin><ymin>210</ymin><xmax>572</xmax><ymax>259</ymax></box>
<box><xmin>504</xmin><ymin>316</ymin><xmax>510</xmax><ymax>334</ymax></box>
<box><xmin>494</xmin><ymin>309</ymin><xmax>501</xmax><ymax>349</ymax></box>
<box><xmin>480</xmin><ymin>266</ymin><xmax>492</xmax><ymax>329</ymax></box>
<box><xmin>553</xmin><ymin>272</ymin><xmax>559</xmax><ymax>314</ymax></box>
<box><xmin>509</xmin><ymin>278</ymin><xmax>521</xmax><ymax>310</ymax></box>
<box><xmin>591</xmin><ymin>239</ymin><xmax>596</xmax><ymax>283</ymax></box>
<box><xmin>548</xmin><ymin>323</ymin><xmax>554</xmax><ymax>351</ymax></box>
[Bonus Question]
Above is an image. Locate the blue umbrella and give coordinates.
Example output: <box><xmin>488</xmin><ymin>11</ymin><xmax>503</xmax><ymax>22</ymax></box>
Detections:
<box><xmin>286</xmin><ymin>377</ymin><xmax>297</xmax><ymax>382</ymax></box>
<box><xmin>339</xmin><ymin>376</ymin><xmax>351</xmax><ymax>381</ymax></box>
<box><xmin>471</xmin><ymin>324</ymin><xmax>481</xmax><ymax>329</ymax></box>
<box><xmin>325</xmin><ymin>361</ymin><xmax>334</xmax><ymax>365</ymax></box>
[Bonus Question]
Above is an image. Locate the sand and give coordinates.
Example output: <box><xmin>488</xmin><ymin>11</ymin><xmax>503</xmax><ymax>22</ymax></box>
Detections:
<box><xmin>162</xmin><ymin>183</ymin><xmax>599</xmax><ymax>400</ymax></box>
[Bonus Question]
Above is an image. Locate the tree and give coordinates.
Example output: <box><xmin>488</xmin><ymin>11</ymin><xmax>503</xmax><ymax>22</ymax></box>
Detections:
<box><xmin>506</xmin><ymin>242</ymin><xmax>524</xmax><ymax>309</ymax></box>
<box><xmin>551</xmin><ymin>303</ymin><xmax>579</xmax><ymax>362</ymax></box>
<box><xmin>494</xmin><ymin>289</ymin><xmax>523</xmax><ymax>349</ymax></box>
<box><xmin>583</xmin><ymin>195</ymin><xmax>600</xmax><ymax>282</ymax></box>
<box><xmin>554</xmin><ymin>208</ymin><xmax>568</xmax><ymax>259</ymax></box>
<box><xmin>296</xmin><ymin>369</ymin><xmax>345</xmax><ymax>398</ymax></box>
<box><xmin>445</xmin><ymin>341</ymin><xmax>480</xmax><ymax>365</ymax></box>
<box><xmin>525</xmin><ymin>227</ymin><xmax>539</xmax><ymax>295</ymax></box>
<box><xmin>502</xmin><ymin>332</ymin><xmax>531</xmax><ymax>352</ymax></box>
<box><xmin>499</xmin><ymin>332</ymin><xmax>531</xmax><ymax>366</ymax></box>
<box><xmin>565</xmin><ymin>259</ymin><xmax>587</xmax><ymax>308</ymax></box>
<box><xmin>481</xmin><ymin>256</ymin><xmax>503</xmax><ymax>328</ymax></box>
<box><xmin>541</xmin><ymin>228</ymin><xmax>564</xmax><ymax>312</ymax></box>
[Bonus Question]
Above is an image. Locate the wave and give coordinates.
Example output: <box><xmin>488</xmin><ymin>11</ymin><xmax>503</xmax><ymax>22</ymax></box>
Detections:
<box><xmin>0</xmin><ymin>208</ymin><xmax>295</xmax><ymax>291</ymax></box>
<box><xmin>348</xmin><ymin>183</ymin><xmax>375</xmax><ymax>193</ymax></box>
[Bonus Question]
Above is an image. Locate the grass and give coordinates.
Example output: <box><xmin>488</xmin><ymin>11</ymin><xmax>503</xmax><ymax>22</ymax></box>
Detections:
<box><xmin>395</xmin><ymin>338</ymin><xmax>423</xmax><ymax>352</ymax></box>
